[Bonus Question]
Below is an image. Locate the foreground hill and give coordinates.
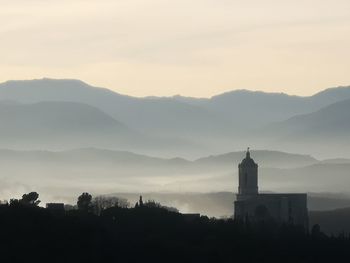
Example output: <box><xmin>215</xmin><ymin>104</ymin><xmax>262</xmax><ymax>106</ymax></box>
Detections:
<box><xmin>1</xmin><ymin>204</ymin><xmax>349</xmax><ymax>263</ymax></box>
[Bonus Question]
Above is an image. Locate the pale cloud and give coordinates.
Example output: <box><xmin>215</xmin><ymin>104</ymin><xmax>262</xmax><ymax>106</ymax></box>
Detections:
<box><xmin>0</xmin><ymin>0</ymin><xmax>349</xmax><ymax>97</ymax></box>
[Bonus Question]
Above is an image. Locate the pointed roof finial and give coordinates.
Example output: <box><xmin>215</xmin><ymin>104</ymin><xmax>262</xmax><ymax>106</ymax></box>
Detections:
<box><xmin>139</xmin><ymin>195</ymin><xmax>144</xmax><ymax>207</ymax></box>
<box><xmin>246</xmin><ymin>147</ymin><xmax>250</xmax><ymax>158</ymax></box>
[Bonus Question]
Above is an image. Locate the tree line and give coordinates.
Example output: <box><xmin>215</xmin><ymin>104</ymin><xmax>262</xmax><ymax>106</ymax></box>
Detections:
<box><xmin>0</xmin><ymin>191</ymin><xmax>349</xmax><ymax>263</ymax></box>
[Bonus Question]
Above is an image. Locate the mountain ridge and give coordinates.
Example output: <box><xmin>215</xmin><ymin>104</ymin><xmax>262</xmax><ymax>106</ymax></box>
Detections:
<box><xmin>1</xmin><ymin>78</ymin><xmax>350</xmax><ymax>157</ymax></box>
<box><xmin>3</xmin><ymin>77</ymin><xmax>348</xmax><ymax>99</ymax></box>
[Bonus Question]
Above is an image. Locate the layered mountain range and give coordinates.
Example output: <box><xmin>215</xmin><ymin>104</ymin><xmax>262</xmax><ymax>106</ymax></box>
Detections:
<box><xmin>1</xmin><ymin>78</ymin><xmax>350</xmax><ymax>213</ymax></box>
<box><xmin>0</xmin><ymin>78</ymin><xmax>350</xmax><ymax>158</ymax></box>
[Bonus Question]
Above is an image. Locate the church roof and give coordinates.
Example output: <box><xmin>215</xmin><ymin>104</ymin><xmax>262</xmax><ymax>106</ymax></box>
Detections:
<box><xmin>239</xmin><ymin>148</ymin><xmax>257</xmax><ymax>167</ymax></box>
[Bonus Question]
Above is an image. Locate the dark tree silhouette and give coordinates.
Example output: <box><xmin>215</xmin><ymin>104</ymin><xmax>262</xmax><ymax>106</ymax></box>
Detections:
<box><xmin>0</xmin><ymin>191</ymin><xmax>350</xmax><ymax>263</ymax></box>
<box><xmin>311</xmin><ymin>223</ymin><xmax>327</xmax><ymax>239</ymax></box>
<box><xmin>141</xmin><ymin>199</ymin><xmax>179</xmax><ymax>213</ymax></box>
<box><xmin>9</xmin><ymin>198</ymin><xmax>20</xmax><ymax>206</ymax></box>
<box><xmin>143</xmin><ymin>199</ymin><xmax>160</xmax><ymax>208</ymax></box>
<box><xmin>20</xmin><ymin>192</ymin><xmax>40</xmax><ymax>206</ymax></box>
<box><xmin>92</xmin><ymin>196</ymin><xmax>129</xmax><ymax>215</ymax></box>
<box><xmin>77</xmin><ymin>192</ymin><xmax>93</xmax><ymax>212</ymax></box>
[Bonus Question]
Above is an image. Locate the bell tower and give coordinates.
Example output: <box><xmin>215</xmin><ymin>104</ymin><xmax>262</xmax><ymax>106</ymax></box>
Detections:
<box><xmin>237</xmin><ymin>148</ymin><xmax>258</xmax><ymax>198</ymax></box>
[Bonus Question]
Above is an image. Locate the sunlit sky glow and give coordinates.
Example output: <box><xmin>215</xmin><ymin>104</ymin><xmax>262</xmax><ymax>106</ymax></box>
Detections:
<box><xmin>0</xmin><ymin>0</ymin><xmax>349</xmax><ymax>97</ymax></box>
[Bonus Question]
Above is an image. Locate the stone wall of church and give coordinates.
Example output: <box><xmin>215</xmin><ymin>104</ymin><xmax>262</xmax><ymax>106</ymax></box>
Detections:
<box><xmin>234</xmin><ymin>194</ymin><xmax>308</xmax><ymax>229</ymax></box>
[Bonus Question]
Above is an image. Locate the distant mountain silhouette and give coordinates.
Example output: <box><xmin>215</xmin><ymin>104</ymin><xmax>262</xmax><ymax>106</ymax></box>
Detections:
<box><xmin>1</xmin><ymin>78</ymin><xmax>350</xmax><ymax>156</ymax></box>
<box><xmin>175</xmin><ymin>87</ymin><xmax>350</xmax><ymax>128</ymax></box>
<box><xmin>0</xmin><ymin>148</ymin><xmax>317</xmax><ymax>169</ymax></box>
<box><xmin>0</xmin><ymin>100</ymin><xmax>207</xmax><ymax>155</ymax></box>
<box><xmin>0</xmin><ymin>101</ymin><xmax>140</xmax><ymax>150</ymax></box>
<box><xmin>1</xmin><ymin>78</ymin><xmax>350</xmax><ymax>134</ymax></box>
<box><xmin>261</xmin><ymin>163</ymin><xmax>350</xmax><ymax>193</ymax></box>
<box><xmin>308</xmin><ymin>86</ymin><xmax>350</xmax><ymax>105</ymax></box>
<box><xmin>0</xmin><ymin>148</ymin><xmax>190</xmax><ymax>168</ymax></box>
<box><xmin>0</xmin><ymin>100</ymin><xmax>127</xmax><ymax>132</ymax></box>
<box><xmin>194</xmin><ymin>150</ymin><xmax>317</xmax><ymax>169</ymax></box>
<box><xmin>268</xmin><ymin>98</ymin><xmax>350</xmax><ymax>137</ymax></box>
<box><xmin>0</xmin><ymin>79</ymin><xmax>230</xmax><ymax>140</ymax></box>
<box><xmin>261</xmin><ymin>98</ymin><xmax>350</xmax><ymax>157</ymax></box>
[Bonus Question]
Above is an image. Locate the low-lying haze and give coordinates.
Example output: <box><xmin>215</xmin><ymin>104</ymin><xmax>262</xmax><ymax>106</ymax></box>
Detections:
<box><xmin>1</xmin><ymin>78</ymin><xmax>350</xmax><ymax>218</ymax></box>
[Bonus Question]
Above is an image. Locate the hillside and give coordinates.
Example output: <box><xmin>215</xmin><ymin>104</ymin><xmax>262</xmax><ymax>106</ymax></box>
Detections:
<box><xmin>1</xmin><ymin>79</ymin><xmax>350</xmax><ymax>157</ymax></box>
<box><xmin>0</xmin><ymin>101</ymin><xmax>138</xmax><ymax>150</ymax></box>
<box><xmin>0</xmin><ymin>148</ymin><xmax>319</xmax><ymax>170</ymax></box>
<box><xmin>176</xmin><ymin>87</ymin><xmax>350</xmax><ymax>128</ymax></box>
<box><xmin>195</xmin><ymin>150</ymin><xmax>317</xmax><ymax>169</ymax></box>
<box><xmin>268</xmin><ymin>98</ymin><xmax>350</xmax><ymax>138</ymax></box>
<box><xmin>0</xmin><ymin>101</ymin><xmax>128</xmax><ymax>133</ymax></box>
<box><xmin>259</xmin><ymin>98</ymin><xmax>350</xmax><ymax>157</ymax></box>
<box><xmin>0</xmin><ymin>79</ymin><xmax>230</xmax><ymax>140</ymax></box>
<box><xmin>1</xmin><ymin>78</ymin><xmax>350</xmax><ymax>136</ymax></box>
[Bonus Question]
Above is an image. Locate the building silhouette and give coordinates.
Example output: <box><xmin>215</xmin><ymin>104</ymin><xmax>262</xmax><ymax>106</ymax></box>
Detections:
<box><xmin>234</xmin><ymin>148</ymin><xmax>308</xmax><ymax>228</ymax></box>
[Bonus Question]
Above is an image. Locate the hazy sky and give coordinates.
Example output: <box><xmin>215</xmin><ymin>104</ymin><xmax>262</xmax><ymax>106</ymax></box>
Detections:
<box><xmin>0</xmin><ymin>0</ymin><xmax>349</xmax><ymax>97</ymax></box>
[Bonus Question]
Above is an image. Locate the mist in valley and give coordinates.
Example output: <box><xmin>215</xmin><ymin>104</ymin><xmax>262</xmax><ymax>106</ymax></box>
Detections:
<box><xmin>1</xmin><ymin>147</ymin><xmax>350</xmax><ymax>219</ymax></box>
<box><xmin>1</xmin><ymin>79</ymin><xmax>350</xmax><ymax>222</ymax></box>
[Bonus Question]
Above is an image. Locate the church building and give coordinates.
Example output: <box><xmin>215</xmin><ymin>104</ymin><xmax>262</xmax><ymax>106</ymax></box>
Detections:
<box><xmin>234</xmin><ymin>149</ymin><xmax>308</xmax><ymax>228</ymax></box>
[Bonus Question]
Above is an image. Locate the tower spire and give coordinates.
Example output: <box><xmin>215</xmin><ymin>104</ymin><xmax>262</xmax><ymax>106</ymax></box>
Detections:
<box><xmin>238</xmin><ymin>147</ymin><xmax>258</xmax><ymax>196</ymax></box>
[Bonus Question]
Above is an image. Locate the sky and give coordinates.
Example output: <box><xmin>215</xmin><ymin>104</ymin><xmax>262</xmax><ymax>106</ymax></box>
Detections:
<box><xmin>0</xmin><ymin>0</ymin><xmax>349</xmax><ymax>97</ymax></box>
